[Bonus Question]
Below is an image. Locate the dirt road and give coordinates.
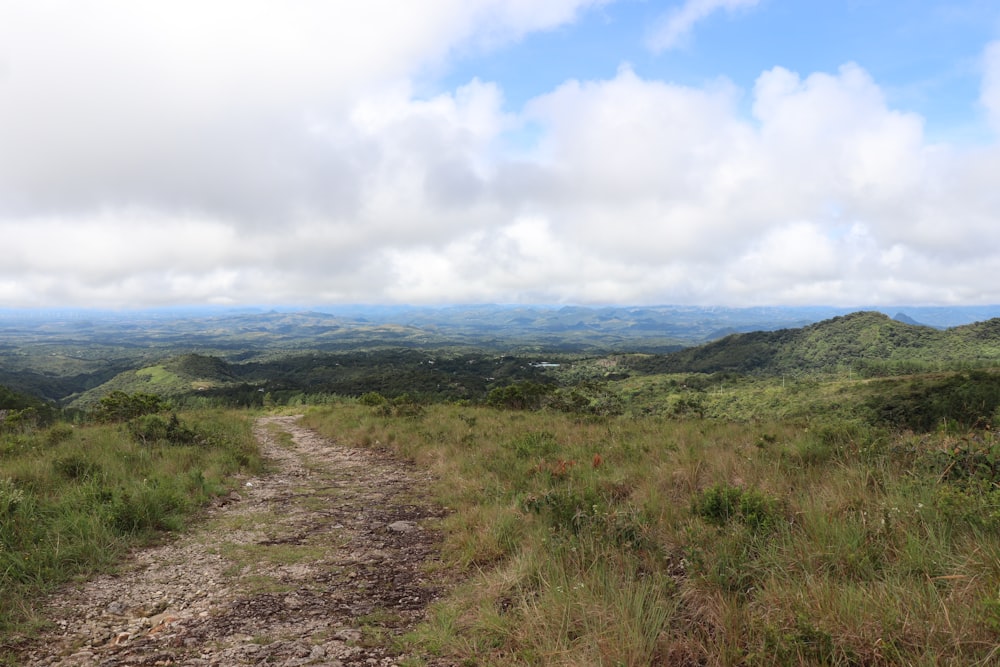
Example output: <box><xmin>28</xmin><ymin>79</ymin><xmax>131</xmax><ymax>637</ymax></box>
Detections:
<box><xmin>19</xmin><ymin>415</ymin><xmax>451</xmax><ymax>666</ymax></box>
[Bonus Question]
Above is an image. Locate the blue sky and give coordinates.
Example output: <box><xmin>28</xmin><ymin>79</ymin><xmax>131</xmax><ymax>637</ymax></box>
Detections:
<box><xmin>440</xmin><ymin>1</ymin><xmax>999</xmax><ymax>140</ymax></box>
<box><xmin>2</xmin><ymin>1</ymin><xmax>1000</xmax><ymax>308</ymax></box>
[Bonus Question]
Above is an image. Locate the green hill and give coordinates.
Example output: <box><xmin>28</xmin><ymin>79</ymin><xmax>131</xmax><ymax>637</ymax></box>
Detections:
<box><xmin>641</xmin><ymin>311</ymin><xmax>1000</xmax><ymax>377</ymax></box>
<box><xmin>66</xmin><ymin>353</ymin><xmax>241</xmax><ymax>408</ymax></box>
<box><xmin>61</xmin><ymin>312</ymin><xmax>1000</xmax><ymax>411</ymax></box>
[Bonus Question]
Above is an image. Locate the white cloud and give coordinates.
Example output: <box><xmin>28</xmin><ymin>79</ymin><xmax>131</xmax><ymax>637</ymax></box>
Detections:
<box><xmin>0</xmin><ymin>1</ymin><xmax>602</xmax><ymax>221</ymax></box>
<box><xmin>752</xmin><ymin>64</ymin><xmax>926</xmax><ymax>203</ymax></box>
<box><xmin>489</xmin><ymin>61</ymin><xmax>1000</xmax><ymax>306</ymax></box>
<box><xmin>647</xmin><ymin>0</ymin><xmax>760</xmax><ymax>52</ymax></box>
<box><xmin>1</xmin><ymin>3</ymin><xmax>1000</xmax><ymax>308</ymax></box>
<box><xmin>732</xmin><ymin>223</ymin><xmax>839</xmax><ymax>284</ymax></box>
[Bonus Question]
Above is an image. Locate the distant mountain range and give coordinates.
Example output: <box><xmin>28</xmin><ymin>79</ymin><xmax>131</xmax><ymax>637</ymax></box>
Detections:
<box><xmin>53</xmin><ymin>311</ymin><xmax>1000</xmax><ymax>407</ymax></box>
<box><xmin>3</xmin><ymin>303</ymin><xmax>1000</xmax><ymax>348</ymax></box>
<box><xmin>3</xmin><ymin>305</ymin><xmax>1000</xmax><ymax>403</ymax></box>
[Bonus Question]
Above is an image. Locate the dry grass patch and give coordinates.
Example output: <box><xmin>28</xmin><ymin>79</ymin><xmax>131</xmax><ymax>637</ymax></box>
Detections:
<box><xmin>302</xmin><ymin>399</ymin><xmax>1000</xmax><ymax>665</ymax></box>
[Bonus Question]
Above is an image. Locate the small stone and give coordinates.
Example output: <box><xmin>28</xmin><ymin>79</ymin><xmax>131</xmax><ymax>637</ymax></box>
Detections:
<box><xmin>386</xmin><ymin>520</ymin><xmax>417</xmax><ymax>533</ymax></box>
<box><xmin>105</xmin><ymin>601</ymin><xmax>127</xmax><ymax>615</ymax></box>
<box><xmin>149</xmin><ymin>615</ymin><xmax>179</xmax><ymax>634</ymax></box>
<box><xmin>333</xmin><ymin>628</ymin><xmax>362</xmax><ymax>642</ymax></box>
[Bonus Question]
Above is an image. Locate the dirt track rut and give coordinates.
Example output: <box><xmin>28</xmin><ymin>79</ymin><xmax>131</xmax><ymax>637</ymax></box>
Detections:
<box><xmin>19</xmin><ymin>415</ymin><xmax>450</xmax><ymax>666</ymax></box>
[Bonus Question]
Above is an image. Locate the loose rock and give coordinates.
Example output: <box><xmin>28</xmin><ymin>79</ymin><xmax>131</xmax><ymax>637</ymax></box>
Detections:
<box><xmin>17</xmin><ymin>416</ymin><xmax>455</xmax><ymax>666</ymax></box>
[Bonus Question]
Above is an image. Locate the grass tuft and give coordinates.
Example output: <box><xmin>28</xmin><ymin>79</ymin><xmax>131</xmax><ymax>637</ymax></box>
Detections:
<box><xmin>0</xmin><ymin>410</ymin><xmax>262</xmax><ymax>647</ymax></box>
<box><xmin>304</xmin><ymin>398</ymin><xmax>1000</xmax><ymax>665</ymax></box>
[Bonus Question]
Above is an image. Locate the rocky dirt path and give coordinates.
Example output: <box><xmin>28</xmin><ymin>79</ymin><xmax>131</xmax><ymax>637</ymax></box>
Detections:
<box><xmin>19</xmin><ymin>415</ymin><xmax>452</xmax><ymax>666</ymax></box>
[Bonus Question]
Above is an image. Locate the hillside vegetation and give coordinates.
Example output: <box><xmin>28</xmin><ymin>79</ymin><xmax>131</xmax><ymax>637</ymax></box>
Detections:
<box><xmin>0</xmin><ymin>399</ymin><xmax>262</xmax><ymax>646</ymax></box>
<box><xmin>643</xmin><ymin>311</ymin><xmax>1000</xmax><ymax>377</ymax></box>
<box><xmin>302</xmin><ymin>395</ymin><xmax>1000</xmax><ymax>665</ymax></box>
<box><xmin>5</xmin><ymin>306</ymin><xmax>1000</xmax><ymax>404</ymax></box>
<box><xmin>4</xmin><ymin>309</ymin><xmax>1000</xmax><ymax>664</ymax></box>
<box><xmin>45</xmin><ymin>312</ymin><xmax>1000</xmax><ymax>417</ymax></box>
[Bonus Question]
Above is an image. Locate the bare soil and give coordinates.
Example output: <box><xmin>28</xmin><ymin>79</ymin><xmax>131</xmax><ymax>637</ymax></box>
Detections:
<box><xmin>18</xmin><ymin>415</ymin><xmax>453</xmax><ymax>666</ymax></box>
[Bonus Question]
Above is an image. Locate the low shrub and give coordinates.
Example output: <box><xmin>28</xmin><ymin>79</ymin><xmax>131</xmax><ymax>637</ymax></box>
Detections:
<box><xmin>506</xmin><ymin>431</ymin><xmax>558</xmax><ymax>459</ymax></box>
<box><xmin>0</xmin><ymin>410</ymin><xmax>260</xmax><ymax>643</ymax></box>
<box><xmin>0</xmin><ymin>477</ymin><xmax>25</xmax><ymax>517</ymax></box>
<box><xmin>127</xmin><ymin>413</ymin><xmax>199</xmax><ymax>446</ymax></box>
<box><xmin>52</xmin><ymin>454</ymin><xmax>101</xmax><ymax>480</ymax></box>
<box><xmin>358</xmin><ymin>391</ymin><xmax>388</xmax><ymax>406</ymax></box>
<box><xmin>90</xmin><ymin>391</ymin><xmax>166</xmax><ymax>423</ymax></box>
<box><xmin>486</xmin><ymin>381</ymin><xmax>555</xmax><ymax>410</ymax></box>
<box><xmin>694</xmin><ymin>483</ymin><xmax>783</xmax><ymax>531</ymax></box>
<box><xmin>867</xmin><ymin>371</ymin><xmax>1000</xmax><ymax>432</ymax></box>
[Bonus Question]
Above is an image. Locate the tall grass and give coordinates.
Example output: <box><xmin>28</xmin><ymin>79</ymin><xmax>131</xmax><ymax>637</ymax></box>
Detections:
<box><xmin>304</xmin><ymin>401</ymin><xmax>1000</xmax><ymax>665</ymax></box>
<box><xmin>0</xmin><ymin>410</ymin><xmax>262</xmax><ymax>646</ymax></box>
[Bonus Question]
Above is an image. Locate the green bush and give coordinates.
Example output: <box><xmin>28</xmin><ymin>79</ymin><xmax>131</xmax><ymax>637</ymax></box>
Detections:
<box><xmin>358</xmin><ymin>391</ymin><xmax>388</xmax><ymax>406</ymax></box>
<box><xmin>0</xmin><ymin>386</ymin><xmax>57</xmax><ymax>428</ymax></box>
<box><xmin>44</xmin><ymin>424</ymin><xmax>75</xmax><ymax>447</ymax></box>
<box><xmin>486</xmin><ymin>381</ymin><xmax>555</xmax><ymax>410</ymax></box>
<box><xmin>127</xmin><ymin>413</ymin><xmax>199</xmax><ymax>446</ymax></box>
<box><xmin>694</xmin><ymin>483</ymin><xmax>783</xmax><ymax>531</ymax></box>
<box><xmin>525</xmin><ymin>487</ymin><xmax>603</xmax><ymax>534</ymax></box>
<box><xmin>1</xmin><ymin>408</ymin><xmax>40</xmax><ymax>434</ymax></box>
<box><xmin>867</xmin><ymin>371</ymin><xmax>1000</xmax><ymax>432</ymax></box>
<box><xmin>0</xmin><ymin>478</ymin><xmax>25</xmax><ymax>517</ymax></box>
<box><xmin>52</xmin><ymin>454</ymin><xmax>101</xmax><ymax>480</ymax></box>
<box><xmin>374</xmin><ymin>394</ymin><xmax>426</xmax><ymax>418</ymax></box>
<box><xmin>91</xmin><ymin>391</ymin><xmax>166</xmax><ymax>423</ymax></box>
<box><xmin>104</xmin><ymin>484</ymin><xmax>189</xmax><ymax>534</ymax></box>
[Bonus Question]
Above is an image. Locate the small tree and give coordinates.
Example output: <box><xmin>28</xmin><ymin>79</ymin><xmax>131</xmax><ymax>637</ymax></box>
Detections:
<box><xmin>91</xmin><ymin>391</ymin><xmax>165</xmax><ymax>423</ymax></box>
<box><xmin>486</xmin><ymin>381</ymin><xmax>555</xmax><ymax>410</ymax></box>
<box><xmin>0</xmin><ymin>407</ymin><xmax>39</xmax><ymax>434</ymax></box>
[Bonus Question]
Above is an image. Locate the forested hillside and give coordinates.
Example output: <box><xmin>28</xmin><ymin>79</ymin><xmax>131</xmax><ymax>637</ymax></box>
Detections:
<box><xmin>6</xmin><ymin>308</ymin><xmax>1000</xmax><ymax>406</ymax></box>
<box><xmin>5</xmin><ymin>311</ymin><xmax>999</xmax><ymax>414</ymax></box>
<box><xmin>638</xmin><ymin>311</ymin><xmax>1000</xmax><ymax>376</ymax></box>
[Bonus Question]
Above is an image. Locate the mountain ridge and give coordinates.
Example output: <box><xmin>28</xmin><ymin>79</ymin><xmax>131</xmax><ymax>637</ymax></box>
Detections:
<box><xmin>651</xmin><ymin>311</ymin><xmax>1000</xmax><ymax>376</ymax></box>
<box><xmin>5</xmin><ymin>307</ymin><xmax>1000</xmax><ymax>404</ymax></box>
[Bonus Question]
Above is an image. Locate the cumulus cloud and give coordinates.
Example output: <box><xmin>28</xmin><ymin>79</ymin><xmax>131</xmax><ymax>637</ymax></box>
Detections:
<box><xmin>0</xmin><ymin>0</ymin><xmax>603</xmax><ymax>221</ymax></box>
<box><xmin>646</xmin><ymin>0</ymin><xmax>760</xmax><ymax>52</ymax></box>
<box><xmin>383</xmin><ymin>58</ymin><xmax>1000</xmax><ymax>307</ymax></box>
<box><xmin>513</xmin><ymin>64</ymin><xmax>928</xmax><ymax>270</ymax></box>
<box><xmin>2</xmin><ymin>3</ymin><xmax>1000</xmax><ymax>308</ymax></box>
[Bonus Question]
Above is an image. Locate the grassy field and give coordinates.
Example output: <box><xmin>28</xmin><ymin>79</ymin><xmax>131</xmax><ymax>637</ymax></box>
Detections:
<box><xmin>4</xmin><ymin>366</ymin><xmax>1000</xmax><ymax>665</ymax></box>
<box><xmin>0</xmin><ymin>409</ymin><xmax>263</xmax><ymax>651</ymax></box>
<box><xmin>303</xmin><ymin>391</ymin><xmax>1000</xmax><ymax>666</ymax></box>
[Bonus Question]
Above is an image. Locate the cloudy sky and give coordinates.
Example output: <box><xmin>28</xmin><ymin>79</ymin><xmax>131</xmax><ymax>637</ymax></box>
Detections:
<box><xmin>3</xmin><ymin>0</ymin><xmax>1000</xmax><ymax>308</ymax></box>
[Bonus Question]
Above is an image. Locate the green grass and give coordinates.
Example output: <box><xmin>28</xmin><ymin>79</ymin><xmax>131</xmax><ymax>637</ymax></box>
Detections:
<box><xmin>303</xmin><ymin>396</ymin><xmax>1000</xmax><ymax>666</ymax></box>
<box><xmin>0</xmin><ymin>409</ymin><xmax>263</xmax><ymax>650</ymax></box>
<box><xmin>136</xmin><ymin>364</ymin><xmax>176</xmax><ymax>384</ymax></box>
